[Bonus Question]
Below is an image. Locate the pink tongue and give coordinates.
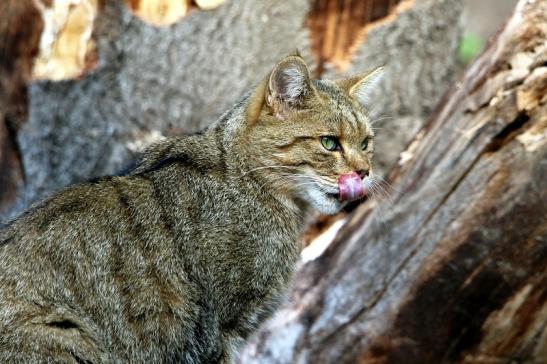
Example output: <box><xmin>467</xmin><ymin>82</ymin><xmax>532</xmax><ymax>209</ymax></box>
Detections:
<box><xmin>338</xmin><ymin>172</ymin><xmax>365</xmax><ymax>201</ymax></box>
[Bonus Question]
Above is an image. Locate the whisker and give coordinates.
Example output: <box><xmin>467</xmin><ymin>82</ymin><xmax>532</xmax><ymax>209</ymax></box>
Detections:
<box><xmin>370</xmin><ymin>115</ymin><xmax>394</xmax><ymax>124</ymax></box>
<box><xmin>371</xmin><ymin>173</ymin><xmax>401</xmax><ymax>194</ymax></box>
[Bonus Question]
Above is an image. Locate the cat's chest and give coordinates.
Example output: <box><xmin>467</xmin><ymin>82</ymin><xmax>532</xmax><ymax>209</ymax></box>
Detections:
<box><xmin>208</xmin><ymin>202</ymin><xmax>303</xmax><ymax>306</ymax></box>
<box><xmin>216</xmin><ymin>214</ymin><xmax>301</xmax><ymax>284</ymax></box>
<box><xmin>214</xmin><ymin>225</ymin><xmax>301</xmax><ymax>338</ymax></box>
<box><xmin>239</xmin><ymin>203</ymin><xmax>302</xmax><ymax>269</ymax></box>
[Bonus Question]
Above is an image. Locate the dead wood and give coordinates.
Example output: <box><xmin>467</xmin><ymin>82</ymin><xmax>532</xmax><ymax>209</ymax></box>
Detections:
<box><xmin>239</xmin><ymin>1</ymin><xmax>547</xmax><ymax>363</ymax></box>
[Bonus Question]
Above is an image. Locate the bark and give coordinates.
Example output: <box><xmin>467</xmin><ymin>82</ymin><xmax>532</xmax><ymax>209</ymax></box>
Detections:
<box><xmin>239</xmin><ymin>1</ymin><xmax>547</xmax><ymax>363</ymax></box>
<box><xmin>0</xmin><ymin>0</ymin><xmax>43</xmax><ymax>213</ymax></box>
<box><xmin>0</xmin><ymin>0</ymin><xmax>462</xmax><ymax>223</ymax></box>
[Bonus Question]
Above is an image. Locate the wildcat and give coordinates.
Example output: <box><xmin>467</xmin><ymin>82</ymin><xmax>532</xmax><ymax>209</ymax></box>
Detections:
<box><xmin>0</xmin><ymin>54</ymin><xmax>382</xmax><ymax>363</ymax></box>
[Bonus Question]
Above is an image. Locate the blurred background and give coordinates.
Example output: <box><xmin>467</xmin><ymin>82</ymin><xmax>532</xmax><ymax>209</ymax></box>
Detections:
<box><xmin>462</xmin><ymin>0</ymin><xmax>517</xmax><ymax>52</ymax></box>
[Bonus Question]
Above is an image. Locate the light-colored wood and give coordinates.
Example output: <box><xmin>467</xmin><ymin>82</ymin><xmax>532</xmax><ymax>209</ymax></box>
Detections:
<box><xmin>32</xmin><ymin>0</ymin><xmax>99</xmax><ymax>81</ymax></box>
<box><xmin>124</xmin><ymin>0</ymin><xmax>190</xmax><ymax>26</ymax></box>
<box><xmin>306</xmin><ymin>0</ymin><xmax>414</xmax><ymax>76</ymax></box>
<box><xmin>194</xmin><ymin>0</ymin><xmax>224</xmax><ymax>11</ymax></box>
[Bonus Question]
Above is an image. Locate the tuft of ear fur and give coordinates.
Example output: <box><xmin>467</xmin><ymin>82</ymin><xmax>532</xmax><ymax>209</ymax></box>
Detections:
<box><xmin>266</xmin><ymin>55</ymin><xmax>312</xmax><ymax>120</ymax></box>
<box><xmin>337</xmin><ymin>66</ymin><xmax>384</xmax><ymax>108</ymax></box>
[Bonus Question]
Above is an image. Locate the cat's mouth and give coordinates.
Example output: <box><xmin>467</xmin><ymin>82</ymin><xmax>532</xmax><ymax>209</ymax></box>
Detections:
<box><xmin>338</xmin><ymin>172</ymin><xmax>365</xmax><ymax>202</ymax></box>
<box><xmin>318</xmin><ymin>172</ymin><xmax>366</xmax><ymax>202</ymax></box>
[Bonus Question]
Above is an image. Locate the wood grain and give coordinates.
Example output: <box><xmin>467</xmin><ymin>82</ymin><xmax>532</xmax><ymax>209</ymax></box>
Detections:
<box><xmin>306</xmin><ymin>0</ymin><xmax>413</xmax><ymax>76</ymax></box>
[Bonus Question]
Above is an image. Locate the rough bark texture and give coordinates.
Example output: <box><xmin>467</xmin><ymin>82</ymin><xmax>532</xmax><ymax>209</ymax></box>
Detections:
<box><xmin>239</xmin><ymin>0</ymin><xmax>547</xmax><ymax>363</ymax></box>
<box><xmin>0</xmin><ymin>0</ymin><xmax>43</xmax><ymax>213</ymax></box>
<box><xmin>1</xmin><ymin>0</ymin><xmax>462</xmax><ymax>223</ymax></box>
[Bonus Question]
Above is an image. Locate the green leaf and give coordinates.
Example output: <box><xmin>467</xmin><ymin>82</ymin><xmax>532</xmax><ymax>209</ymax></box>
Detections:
<box><xmin>458</xmin><ymin>32</ymin><xmax>484</xmax><ymax>64</ymax></box>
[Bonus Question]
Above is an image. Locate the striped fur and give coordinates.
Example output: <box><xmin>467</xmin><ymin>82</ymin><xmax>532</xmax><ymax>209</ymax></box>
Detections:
<box><xmin>0</xmin><ymin>55</ymin><xmax>382</xmax><ymax>363</ymax></box>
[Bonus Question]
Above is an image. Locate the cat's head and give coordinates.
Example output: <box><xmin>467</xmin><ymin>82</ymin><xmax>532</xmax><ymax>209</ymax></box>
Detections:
<box><xmin>244</xmin><ymin>54</ymin><xmax>383</xmax><ymax>215</ymax></box>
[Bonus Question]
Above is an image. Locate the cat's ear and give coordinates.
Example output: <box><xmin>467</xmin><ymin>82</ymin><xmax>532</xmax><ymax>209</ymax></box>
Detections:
<box><xmin>265</xmin><ymin>55</ymin><xmax>312</xmax><ymax>120</ymax></box>
<box><xmin>337</xmin><ymin>66</ymin><xmax>384</xmax><ymax>108</ymax></box>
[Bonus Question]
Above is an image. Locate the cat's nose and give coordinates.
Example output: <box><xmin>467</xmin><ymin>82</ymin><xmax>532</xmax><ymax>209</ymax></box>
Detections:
<box><xmin>356</xmin><ymin>169</ymin><xmax>369</xmax><ymax>179</ymax></box>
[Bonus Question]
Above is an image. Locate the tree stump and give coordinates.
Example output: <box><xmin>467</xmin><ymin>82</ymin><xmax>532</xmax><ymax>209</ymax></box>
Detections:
<box><xmin>239</xmin><ymin>0</ymin><xmax>547</xmax><ymax>362</ymax></box>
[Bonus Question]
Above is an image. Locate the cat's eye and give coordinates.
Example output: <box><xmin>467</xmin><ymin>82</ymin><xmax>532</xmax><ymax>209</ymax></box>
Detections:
<box><xmin>361</xmin><ymin>137</ymin><xmax>370</xmax><ymax>150</ymax></box>
<box><xmin>320</xmin><ymin>136</ymin><xmax>340</xmax><ymax>151</ymax></box>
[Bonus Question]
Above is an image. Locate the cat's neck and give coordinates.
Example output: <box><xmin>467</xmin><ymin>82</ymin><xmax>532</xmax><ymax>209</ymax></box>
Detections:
<box><xmin>206</xmin><ymin>103</ymin><xmax>306</xmax><ymax>217</ymax></box>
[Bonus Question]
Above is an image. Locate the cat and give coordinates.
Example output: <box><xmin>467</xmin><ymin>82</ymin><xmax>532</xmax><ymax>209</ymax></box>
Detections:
<box><xmin>0</xmin><ymin>54</ymin><xmax>382</xmax><ymax>363</ymax></box>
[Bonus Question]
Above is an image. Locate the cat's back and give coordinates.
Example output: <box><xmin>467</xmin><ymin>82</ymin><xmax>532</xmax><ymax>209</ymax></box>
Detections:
<box><xmin>0</xmin><ymin>138</ymin><xmax>226</xmax><ymax>361</ymax></box>
<box><xmin>0</xmin><ymin>133</ymin><xmax>300</xmax><ymax>362</ymax></box>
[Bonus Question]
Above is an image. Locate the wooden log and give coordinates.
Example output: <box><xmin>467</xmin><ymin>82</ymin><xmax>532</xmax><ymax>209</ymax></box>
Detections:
<box><xmin>124</xmin><ymin>0</ymin><xmax>190</xmax><ymax>26</ymax></box>
<box><xmin>306</xmin><ymin>0</ymin><xmax>415</xmax><ymax>76</ymax></box>
<box><xmin>0</xmin><ymin>0</ymin><xmax>43</xmax><ymax>213</ymax></box>
<box><xmin>239</xmin><ymin>0</ymin><xmax>547</xmax><ymax>363</ymax></box>
<box><xmin>193</xmin><ymin>0</ymin><xmax>225</xmax><ymax>11</ymax></box>
<box><xmin>124</xmin><ymin>0</ymin><xmax>227</xmax><ymax>26</ymax></box>
<box><xmin>0</xmin><ymin>0</ymin><xmax>98</xmax><ymax>215</ymax></box>
<box><xmin>32</xmin><ymin>0</ymin><xmax>99</xmax><ymax>81</ymax></box>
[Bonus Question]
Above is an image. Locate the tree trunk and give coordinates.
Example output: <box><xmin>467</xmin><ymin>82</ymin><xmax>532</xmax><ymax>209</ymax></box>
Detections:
<box><xmin>0</xmin><ymin>0</ymin><xmax>462</xmax><ymax>223</ymax></box>
<box><xmin>0</xmin><ymin>0</ymin><xmax>42</xmax><ymax>214</ymax></box>
<box><xmin>239</xmin><ymin>1</ymin><xmax>547</xmax><ymax>363</ymax></box>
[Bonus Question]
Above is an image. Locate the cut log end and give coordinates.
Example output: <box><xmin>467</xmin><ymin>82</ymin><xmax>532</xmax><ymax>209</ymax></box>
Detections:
<box><xmin>32</xmin><ymin>0</ymin><xmax>98</xmax><ymax>81</ymax></box>
<box><xmin>123</xmin><ymin>0</ymin><xmax>225</xmax><ymax>27</ymax></box>
<box><xmin>124</xmin><ymin>0</ymin><xmax>190</xmax><ymax>27</ymax></box>
<box><xmin>306</xmin><ymin>0</ymin><xmax>415</xmax><ymax>76</ymax></box>
<box><xmin>194</xmin><ymin>0</ymin><xmax>225</xmax><ymax>11</ymax></box>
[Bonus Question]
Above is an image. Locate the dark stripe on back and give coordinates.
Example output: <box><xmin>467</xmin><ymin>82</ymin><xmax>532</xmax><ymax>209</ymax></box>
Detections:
<box><xmin>87</xmin><ymin>175</ymin><xmax>114</xmax><ymax>185</ymax></box>
<box><xmin>141</xmin><ymin>175</ymin><xmax>176</xmax><ymax>235</ymax></box>
<box><xmin>112</xmin><ymin>181</ymin><xmax>148</xmax><ymax>250</ymax></box>
<box><xmin>0</xmin><ymin>236</ymin><xmax>14</xmax><ymax>247</ymax></box>
<box><xmin>138</xmin><ymin>156</ymin><xmax>187</xmax><ymax>174</ymax></box>
<box><xmin>134</xmin><ymin>152</ymin><xmax>197</xmax><ymax>176</ymax></box>
<box><xmin>37</xmin><ymin>198</ymin><xmax>88</xmax><ymax>232</ymax></box>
